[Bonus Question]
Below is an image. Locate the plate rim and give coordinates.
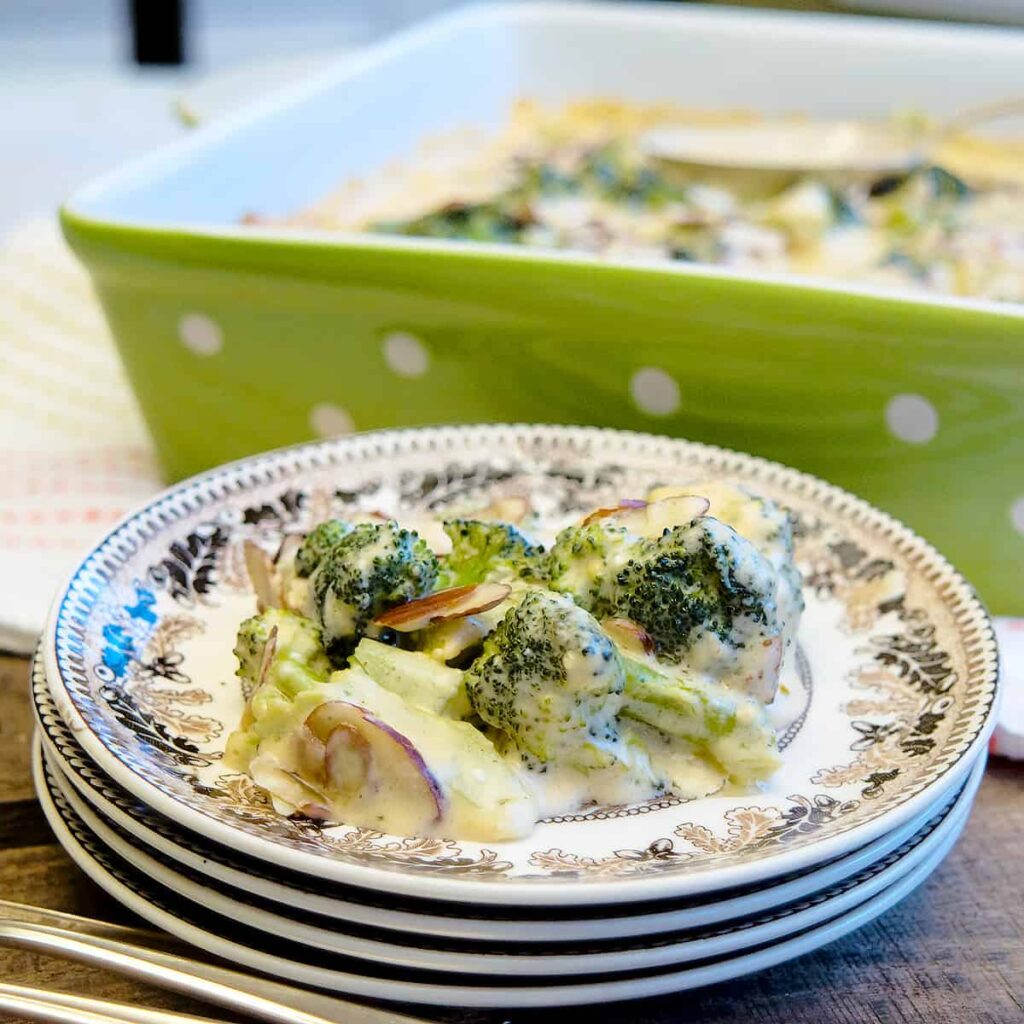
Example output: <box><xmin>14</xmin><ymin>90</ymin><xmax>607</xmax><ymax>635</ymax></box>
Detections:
<box><xmin>42</xmin><ymin>736</ymin><xmax>982</xmax><ymax>975</ymax></box>
<box><xmin>41</xmin><ymin>424</ymin><xmax>1000</xmax><ymax>905</ymax></box>
<box><xmin>32</xmin><ymin>732</ymin><xmax>968</xmax><ymax>1009</ymax></box>
<box><xmin>34</xmin><ymin>646</ymin><xmax>977</xmax><ymax>942</ymax></box>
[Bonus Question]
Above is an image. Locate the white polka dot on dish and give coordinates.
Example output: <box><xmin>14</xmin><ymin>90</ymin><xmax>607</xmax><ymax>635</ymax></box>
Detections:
<box><xmin>630</xmin><ymin>367</ymin><xmax>680</xmax><ymax>416</ymax></box>
<box><xmin>1011</xmin><ymin>497</ymin><xmax>1024</xmax><ymax>535</ymax></box>
<box><xmin>885</xmin><ymin>394</ymin><xmax>938</xmax><ymax>444</ymax></box>
<box><xmin>177</xmin><ymin>313</ymin><xmax>222</xmax><ymax>356</ymax></box>
<box><xmin>382</xmin><ymin>331</ymin><xmax>430</xmax><ymax>378</ymax></box>
<box><xmin>309</xmin><ymin>403</ymin><xmax>355</xmax><ymax>438</ymax></box>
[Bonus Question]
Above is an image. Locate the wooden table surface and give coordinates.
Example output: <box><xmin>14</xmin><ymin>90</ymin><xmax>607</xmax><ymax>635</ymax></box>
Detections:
<box><xmin>2</xmin><ymin>653</ymin><xmax>1022</xmax><ymax>1024</ymax></box>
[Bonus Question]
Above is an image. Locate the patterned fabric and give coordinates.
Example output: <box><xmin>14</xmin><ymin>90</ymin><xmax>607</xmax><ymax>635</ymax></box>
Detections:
<box><xmin>0</xmin><ymin>217</ymin><xmax>1019</xmax><ymax>763</ymax></box>
<box><xmin>0</xmin><ymin>219</ymin><xmax>162</xmax><ymax>650</ymax></box>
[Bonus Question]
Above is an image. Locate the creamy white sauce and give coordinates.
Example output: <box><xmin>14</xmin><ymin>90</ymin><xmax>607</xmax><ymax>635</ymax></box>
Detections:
<box><xmin>513</xmin><ymin>742</ymin><xmax>664</xmax><ymax>820</ymax></box>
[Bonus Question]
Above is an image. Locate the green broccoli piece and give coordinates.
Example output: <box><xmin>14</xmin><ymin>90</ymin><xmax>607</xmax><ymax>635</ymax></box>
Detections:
<box><xmin>234</xmin><ymin>608</ymin><xmax>330</xmax><ymax>700</ymax></box>
<box><xmin>310</xmin><ymin>521</ymin><xmax>439</xmax><ymax>660</ymax></box>
<box><xmin>620</xmin><ymin>654</ymin><xmax>780</xmax><ymax>783</ymax></box>
<box><xmin>464</xmin><ymin>590</ymin><xmax>625</xmax><ymax>769</ymax></box>
<box><xmin>545</xmin><ymin>520</ymin><xmax>637</xmax><ymax>609</ymax></box>
<box><xmin>374</xmin><ymin>199</ymin><xmax>532</xmax><ymax>244</ymax></box>
<box><xmin>606</xmin><ymin>521</ymin><xmax>777</xmax><ymax>665</ymax></box>
<box><xmin>294</xmin><ymin>519</ymin><xmax>352</xmax><ymax>577</ymax></box>
<box><xmin>441</xmin><ymin>519</ymin><xmax>545</xmax><ymax>586</ymax></box>
<box><xmin>580</xmin><ymin>142</ymin><xmax>683</xmax><ymax>206</ymax></box>
<box><xmin>546</xmin><ymin>515</ymin><xmax>781</xmax><ymax>669</ymax></box>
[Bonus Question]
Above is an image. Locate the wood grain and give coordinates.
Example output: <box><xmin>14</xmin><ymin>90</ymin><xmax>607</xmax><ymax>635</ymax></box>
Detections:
<box><xmin>0</xmin><ymin>654</ymin><xmax>35</xmax><ymax>802</ymax></box>
<box><xmin>2</xmin><ymin>652</ymin><xmax>1021</xmax><ymax>1024</ymax></box>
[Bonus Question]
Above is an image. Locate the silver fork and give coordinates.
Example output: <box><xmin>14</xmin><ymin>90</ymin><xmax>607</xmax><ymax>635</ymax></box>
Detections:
<box><xmin>0</xmin><ymin>982</ymin><xmax>226</xmax><ymax>1024</ymax></box>
<box><xmin>0</xmin><ymin>901</ymin><xmax>430</xmax><ymax>1024</ymax></box>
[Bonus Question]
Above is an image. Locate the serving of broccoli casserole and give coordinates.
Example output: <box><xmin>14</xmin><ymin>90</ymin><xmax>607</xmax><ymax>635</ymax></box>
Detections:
<box><xmin>224</xmin><ymin>485</ymin><xmax>804</xmax><ymax>842</ymax></box>
<box><xmin>258</xmin><ymin>99</ymin><xmax>1024</xmax><ymax>303</ymax></box>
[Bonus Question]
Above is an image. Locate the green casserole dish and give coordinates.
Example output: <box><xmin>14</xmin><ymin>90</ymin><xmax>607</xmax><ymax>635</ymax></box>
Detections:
<box><xmin>61</xmin><ymin>3</ymin><xmax>1024</xmax><ymax>612</ymax></box>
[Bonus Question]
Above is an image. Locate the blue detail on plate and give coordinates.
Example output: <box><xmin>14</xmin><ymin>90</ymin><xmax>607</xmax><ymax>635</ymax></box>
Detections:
<box><xmin>125</xmin><ymin>583</ymin><xmax>158</xmax><ymax>624</ymax></box>
<box><xmin>100</xmin><ymin>624</ymin><xmax>135</xmax><ymax>678</ymax></box>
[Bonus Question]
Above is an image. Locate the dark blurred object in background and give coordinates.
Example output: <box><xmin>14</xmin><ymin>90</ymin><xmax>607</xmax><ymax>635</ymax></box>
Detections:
<box><xmin>131</xmin><ymin>0</ymin><xmax>186</xmax><ymax>65</ymax></box>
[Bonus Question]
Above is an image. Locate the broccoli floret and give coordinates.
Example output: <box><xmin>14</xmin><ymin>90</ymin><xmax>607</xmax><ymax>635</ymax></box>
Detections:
<box><xmin>606</xmin><ymin>520</ymin><xmax>778</xmax><ymax>665</ymax></box>
<box><xmin>464</xmin><ymin>590</ymin><xmax>625</xmax><ymax>769</ymax></box>
<box><xmin>546</xmin><ymin>512</ymin><xmax>783</xmax><ymax>675</ymax></box>
<box><xmin>234</xmin><ymin>608</ymin><xmax>330</xmax><ymax>700</ymax></box>
<box><xmin>545</xmin><ymin>520</ymin><xmax>637</xmax><ymax>608</ymax></box>
<box><xmin>295</xmin><ymin>519</ymin><xmax>352</xmax><ymax>577</ymax></box>
<box><xmin>310</xmin><ymin>521</ymin><xmax>439</xmax><ymax>660</ymax></box>
<box><xmin>441</xmin><ymin>519</ymin><xmax>545</xmax><ymax>586</ymax></box>
<box><xmin>648</xmin><ymin>482</ymin><xmax>803</xmax><ymax>657</ymax></box>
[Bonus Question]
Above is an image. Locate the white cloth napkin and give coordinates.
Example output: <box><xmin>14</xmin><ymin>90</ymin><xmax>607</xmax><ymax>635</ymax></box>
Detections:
<box><xmin>1</xmin><ymin>217</ymin><xmax>1020</xmax><ymax>759</ymax></box>
<box><xmin>0</xmin><ymin>220</ymin><xmax>162</xmax><ymax>650</ymax></box>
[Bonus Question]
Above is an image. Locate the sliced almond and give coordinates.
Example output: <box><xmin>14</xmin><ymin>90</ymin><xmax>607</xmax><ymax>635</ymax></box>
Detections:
<box><xmin>273</xmin><ymin>533</ymin><xmax>303</xmax><ymax>568</ymax></box>
<box><xmin>304</xmin><ymin>701</ymin><xmax>445</xmax><ymax>828</ymax></box>
<box><xmin>324</xmin><ymin>723</ymin><xmax>373</xmax><ymax>794</ymax></box>
<box><xmin>744</xmin><ymin>635</ymin><xmax>784</xmax><ymax>705</ymax></box>
<box><xmin>581</xmin><ymin>495</ymin><xmax>711</xmax><ymax>537</ymax></box>
<box><xmin>294</xmin><ymin>721</ymin><xmax>326</xmax><ymax>785</ymax></box>
<box><xmin>244</xmin><ymin>539</ymin><xmax>282</xmax><ymax>611</ymax></box>
<box><xmin>254</xmin><ymin>625</ymin><xmax>278</xmax><ymax>691</ymax></box>
<box><xmin>280</xmin><ymin>767</ymin><xmax>331</xmax><ymax>805</ymax></box>
<box><xmin>581</xmin><ymin>499</ymin><xmax>648</xmax><ymax>526</ymax></box>
<box><xmin>602</xmin><ymin>617</ymin><xmax>656</xmax><ymax>656</ymax></box>
<box><xmin>374</xmin><ymin>582</ymin><xmax>512</xmax><ymax>633</ymax></box>
<box><xmin>295</xmin><ymin>802</ymin><xmax>333</xmax><ymax>822</ymax></box>
<box><xmin>644</xmin><ymin>495</ymin><xmax>711</xmax><ymax>537</ymax></box>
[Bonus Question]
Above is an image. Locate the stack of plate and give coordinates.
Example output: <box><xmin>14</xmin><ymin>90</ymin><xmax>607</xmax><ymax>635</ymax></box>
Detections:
<box><xmin>31</xmin><ymin>426</ymin><xmax>999</xmax><ymax>1009</ymax></box>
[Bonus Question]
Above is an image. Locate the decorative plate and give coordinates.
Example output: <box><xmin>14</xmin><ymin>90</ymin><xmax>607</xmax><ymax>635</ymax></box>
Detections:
<box><xmin>33</xmin><ymin>737</ymin><xmax>965</xmax><ymax>1008</ymax></box>
<box><xmin>43</xmin><ymin>425</ymin><xmax>998</xmax><ymax>905</ymax></box>
<box><xmin>33</xmin><ymin>647</ymin><xmax>971</xmax><ymax>942</ymax></box>
<box><xmin>42</xmin><ymin>738</ymin><xmax>981</xmax><ymax>975</ymax></box>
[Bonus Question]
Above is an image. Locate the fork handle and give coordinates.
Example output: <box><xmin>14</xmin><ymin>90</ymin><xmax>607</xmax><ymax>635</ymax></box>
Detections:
<box><xmin>0</xmin><ymin>991</ymin><xmax>132</xmax><ymax>1024</ymax></box>
<box><xmin>0</xmin><ymin>982</ymin><xmax>224</xmax><ymax>1024</ymax></box>
<box><xmin>0</xmin><ymin>921</ymin><xmax>421</xmax><ymax>1024</ymax></box>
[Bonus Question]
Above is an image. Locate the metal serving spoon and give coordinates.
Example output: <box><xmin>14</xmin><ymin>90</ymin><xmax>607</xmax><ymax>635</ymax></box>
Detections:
<box><xmin>641</xmin><ymin>97</ymin><xmax>1024</xmax><ymax>175</ymax></box>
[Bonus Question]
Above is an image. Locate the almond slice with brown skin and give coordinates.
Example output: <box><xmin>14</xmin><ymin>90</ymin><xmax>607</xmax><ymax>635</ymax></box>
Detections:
<box><xmin>294</xmin><ymin>721</ymin><xmax>326</xmax><ymax>785</ymax></box>
<box><xmin>374</xmin><ymin>582</ymin><xmax>512</xmax><ymax>633</ymax></box>
<box><xmin>304</xmin><ymin>701</ymin><xmax>445</xmax><ymax>828</ymax></box>
<box><xmin>744</xmin><ymin>635</ymin><xmax>784</xmax><ymax>705</ymax></box>
<box><xmin>582</xmin><ymin>495</ymin><xmax>711</xmax><ymax>537</ymax></box>
<box><xmin>644</xmin><ymin>495</ymin><xmax>711</xmax><ymax>537</ymax></box>
<box><xmin>254</xmin><ymin>625</ymin><xmax>278</xmax><ymax>690</ymax></box>
<box><xmin>581</xmin><ymin>499</ymin><xmax>648</xmax><ymax>526</ymax></box>
<box><xmin>273</xmin><ymin>533</ymin><xmax>303</xmax><ymax>568</ymax></box>
<box><xmin>602</xmin><ymin>617</ymin><xmax>656</xmax><ymax>656</ymax></box>
<box><xmin>244</xmin><ymin>539</ymin><xmax>282</xmax><ymax>611</ymax></box>
<box><xmin>295</xmin><ymin>802</ymin><xmax>333</xmax><ymax>822</ymax></box>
